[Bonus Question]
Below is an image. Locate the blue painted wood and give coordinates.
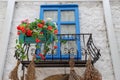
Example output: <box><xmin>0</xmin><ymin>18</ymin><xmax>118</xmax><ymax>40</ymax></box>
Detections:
<box><xmin>75</xmin><ymin>7</ymin><xmax>81</xmax><ymax>59</ymax></box>
<box><xmin>41</xmin><ymin>4</ymin><xmax>78</xmax><ymax>8</ymax></box>
<box><xmin>60</xmin><ymin>8</ymin><xmax>76</xmax><ymax>10</ymax></box>
<box><xmin>40</xmin><ymin>7</ymin><xmax>43</xmax><ymax>20</ymax></box>
<box><xmin>42</xmin><ymin>8</ymin><xmax>58</xmax><ymax>10</ymax></box>
<box><xmin>35</xmin><ymin>43</ymin><xmax>42</xmax><ymax>59</ymax></box>
<box><xmin>53</xmin><ymin>8</ymin><xmax>61</xmax><ymax>59</ymax></box>
<box><xmin>39</xmin><ymin>4</ymin><xmax>81</xmax><ymax>60</ymax></box>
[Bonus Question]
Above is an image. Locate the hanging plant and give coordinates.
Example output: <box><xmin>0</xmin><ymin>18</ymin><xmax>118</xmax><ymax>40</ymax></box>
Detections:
<box><xmin>15</xmin><ymin>19</ymin><xmax>58</xmax><ymax>60</ymax></box>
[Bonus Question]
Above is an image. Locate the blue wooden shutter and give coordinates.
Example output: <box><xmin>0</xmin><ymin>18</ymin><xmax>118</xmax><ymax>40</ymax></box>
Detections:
<box><xmin>40</xmin><ymin>4</ymin><xmax>81</xmax><ymax>59</ymax></box>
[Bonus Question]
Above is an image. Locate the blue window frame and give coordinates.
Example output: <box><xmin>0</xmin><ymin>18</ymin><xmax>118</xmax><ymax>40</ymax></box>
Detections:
<box><xmin>39</xmin><ymin>4</ymin><xmax>81</xmax><ymax>59</ymax></box>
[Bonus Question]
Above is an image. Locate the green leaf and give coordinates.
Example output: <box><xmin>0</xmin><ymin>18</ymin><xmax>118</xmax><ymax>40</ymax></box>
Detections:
<box><xmin>35</xmin><ymin>59</ymin><xmax>41</xmax><ymax>63</ymax></box>
<box><xmin>16</xmin><ymin>45</ymin><xmax>20</xmax><ymax>48</ymax></box>
<box><xmin>43</xmin><ymin>25</ymin><xmax>47</xmax><ymax>28</ymax></box>
<box><xmin>16</xmin><ymin>39</ymin><xmax>18</xmax><ymax>44</ymax></box>
<box><xmin>19</xmin><ymin>39</ymin><xmax>24</xmax><ymax>44</ymax></box>
<box><xmin>21</xmin><ymin>54</ymin><xmax>27</xmax><ymax>60</ymax></box>
<box><xmin>22</xmin><ymin>24</ymin><xmax>27</xmax><ymax>27</ymax></box>
<box><xmin>61</xmin><ymin>40</ymin><xmax>67</xmax><ymax>44</ymax></box>
<box><xmin>36</xmin><ymin>44</ymin><xmax>40</xmax><ymax>48</ymax></box>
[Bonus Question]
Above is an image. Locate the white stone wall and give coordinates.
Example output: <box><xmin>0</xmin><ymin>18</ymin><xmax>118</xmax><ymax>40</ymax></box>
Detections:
<box><xmin>110</xmin><ymin>1</ymin><xmax>120</xmax><ymax>55</ymax></box>
<box><xmin>79</xmin><ymin>2</ymin><xmax>115</xmax><ymax>80</ymax></box>
<box><xmin>0</xmin><ymin>1</ymin><xmax>7</xmax><ymax>42</ymax></box>
<box><xmin>3</xmin><ymin>1</ymin><xmax>115</xmax><ymax>80</ymax></box>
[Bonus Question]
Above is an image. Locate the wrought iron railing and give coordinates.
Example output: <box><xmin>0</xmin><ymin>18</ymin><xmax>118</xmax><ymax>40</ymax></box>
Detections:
<box><xmin>15</xmin><ymin>33</ymin><xmax>101</xmax><ymax>67</ymax></box>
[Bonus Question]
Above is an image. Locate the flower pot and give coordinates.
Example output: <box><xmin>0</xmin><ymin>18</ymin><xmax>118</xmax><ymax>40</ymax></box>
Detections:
<box><xmin>19</xmin><ymin>34</ymin><xmax>35</xmax><ymax>43</ymax></box>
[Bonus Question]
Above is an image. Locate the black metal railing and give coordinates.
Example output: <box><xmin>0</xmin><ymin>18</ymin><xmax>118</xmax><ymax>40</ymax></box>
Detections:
<box><xmin>15</xmin><ymin>33</ymin><xmax>101</xmax><ymax>67</ymax></box>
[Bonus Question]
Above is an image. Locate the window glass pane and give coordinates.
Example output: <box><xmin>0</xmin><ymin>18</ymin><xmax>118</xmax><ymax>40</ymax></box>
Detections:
<box><xmin>61</xmin><ymin>11</ymin><xmax>75</xmax><ymax>21</ymax></box>
<box><xmin>44</xmin><ymin>11</ymin><xmax>58</xmax><ymax>21</ymax></box>
<box><xmin>61</xmin><ymin>25</ymin><xmax>76</xmax><ymax>34</ymax></box>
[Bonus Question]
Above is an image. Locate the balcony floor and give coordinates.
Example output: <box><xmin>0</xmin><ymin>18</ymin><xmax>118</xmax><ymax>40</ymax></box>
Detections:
<box><xmin>21</xmin><ymin>60</ymin><xmax>93</xmax><ymax>67</ymax></box>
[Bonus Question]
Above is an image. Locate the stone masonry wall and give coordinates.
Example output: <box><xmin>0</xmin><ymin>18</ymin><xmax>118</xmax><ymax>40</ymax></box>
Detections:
<box><xmin>3</xmin><ymin>1</ymin><xmax>115</xmax><ymax>80</ymax></box>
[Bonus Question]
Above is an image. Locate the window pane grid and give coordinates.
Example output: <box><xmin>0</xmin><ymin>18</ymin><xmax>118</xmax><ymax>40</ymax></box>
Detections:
<box><xmin>40</xmin><ymin>5</ymin><xmax>80</xmax><ymax>59</ymax></box>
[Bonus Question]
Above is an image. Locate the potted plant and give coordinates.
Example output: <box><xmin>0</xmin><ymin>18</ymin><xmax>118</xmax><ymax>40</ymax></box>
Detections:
<box><xmin>15</xmin><ymin>18</ymin><xmax>58</xmax><ymax>60</ymax></box>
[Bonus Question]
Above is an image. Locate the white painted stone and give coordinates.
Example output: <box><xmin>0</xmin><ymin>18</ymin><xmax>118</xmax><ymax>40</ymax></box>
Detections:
<box><xmin>2</xmin><ymin>1</ymin><xmax>115</xmax><ymax>80</ymax></box>
<box><xmin>0</xmin><ymin>1</ymin><xmax>7</xmax><ymax>42</ymax></box>
<box><xmin>110</xmin><ymin>1</ymin><xmax>120</xmax><ymax>56</ymax></box>
<box><xmin>0</xmin><ymin>2</ymin><xmax>8</xmax><ymax>78</ymax></box>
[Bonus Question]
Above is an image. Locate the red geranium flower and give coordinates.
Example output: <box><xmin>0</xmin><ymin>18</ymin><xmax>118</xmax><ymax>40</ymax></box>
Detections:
<box><xmin>26</xmin><ymin>29</ymin><xmax>32</xmax><ymax>36</ymax></box>
<box><xmin>21</xmin><ymin>27</ymin><xmax>26</xmax><ymax>33</ymax></box>
<box><xmin>37</xmin><ymin>23</ymin><xmax>43</xmax><ymax>28</ymax></box>
<box><xmin>17</xmin><ymin>31</ymin><xmax>20</xmax><ymax>35</ymax></box>
<box><xmin>17</xmin><ymin>25</ymin><xmax>21</xmax><ymax>30</ymax></box>
<box><xmin>47</xmin><ymin>26</ymin><xmax>52</xmax><ymax>31</ymax></box>
<box><xmin>41</xmin><ymin>20</ymin><xmax>45</xmax><ymax>24</ymax></box>
<box><xmin>35</xmin><ymin>38</ymin><xmax>40</xmax><ymax>43</ymax></box>
<box><xmin>54</xmin><ymin>29</ymin><xmax>58</xmax><ymax>34</ymax></box>
<box><xmin>54</xmin><ymin>46</ymin><xmax>58</xmax><ymax>49</ymax></box>
<box><xmin>40</xmin><ymin>32</ymin><xmax>43</xmax><ymax>35</ymax></box>
<box><xmin>39</xmin><ymin>53</ymin><xmax>45</xmax><ymax>60</ymax></box>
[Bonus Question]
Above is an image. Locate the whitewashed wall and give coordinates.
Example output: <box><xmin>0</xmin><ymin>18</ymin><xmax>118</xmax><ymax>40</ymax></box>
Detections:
<box><xmin>2</xmin><ymin>1</ymin><xmax>115</xmax><ymax>80</ymax></box>
<box><xmin>110</xmin><ymin>1</ymin><xmax>120</xmax><ymax>55</ymax></box>
<box><xmin>0</xmin><ymin>1</ymin><xmax>7</xmax><ymax>42</ymax></box>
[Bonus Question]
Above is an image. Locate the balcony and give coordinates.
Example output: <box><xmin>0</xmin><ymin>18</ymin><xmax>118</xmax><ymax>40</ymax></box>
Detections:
<box><xmin>15</xmin><ymin>33</ymin><xmax>101</xmax><ymax>67</ymax></box>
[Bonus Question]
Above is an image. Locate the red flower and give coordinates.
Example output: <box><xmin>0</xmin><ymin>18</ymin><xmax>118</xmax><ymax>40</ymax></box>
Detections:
<box><xmin>54</xmin><ymin>29</ymin><xmax>58</xmax><ymax>34</ymax></box>
<box><xmin>54</xmin><ymin>46</ymin><xmax>58</xmax><ymax>49</ymax></box>
<box><xmin>39</xmin><ymin>53</ymin><xmax>45</xmax><ymax>60</ymax></box>
<box><xmin>26</xmin><ymin>29</ymin><xmax>32</xmax><ymax>36</ymax></box>
<box><xmin>17</xmin><ymin>31</ymin><xmax>20</xmax><ymax>35</ymax></box>
<box><xmin>21</xmin><ymin>27</ymin><xmax>26</xmax><ymax>33</ymax></box>
<box><xmin>35</xmin><ymin>38</ymin><xmax>40</xmax><ymax>43</ymax></box>
<box><xmin>47</xmin><ymin>26</ymin><xmax>52</xmax><ymax>31</ymax></box>
<box><xmin>41</xmin><ymin>20</ymin><xmax>45</xmax><ymax>24</ymax></box>
<box><xmin>37</xmin><ymin>23</ymin><xmax>43</xmax><ymax>28</ymax></box>
<box><xmin>40</xmin><ymin>32</ymin><xmax>43</xmax><ymax>35</ymax></box>
<box><xmin>17</xmin><ymin>25</ymin><xmax>21</xmax><ymax>30</ymax></box>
